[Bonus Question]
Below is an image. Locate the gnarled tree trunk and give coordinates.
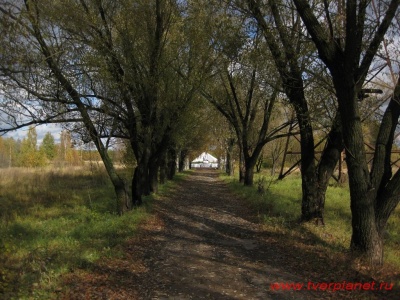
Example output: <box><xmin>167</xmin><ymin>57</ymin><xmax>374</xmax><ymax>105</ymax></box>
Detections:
<box><xmin>226</xmin><ymin>137</ymin><xmax>235</xmax><ymax>176</ymax></box>
<box><xmin>334</xmin><ymin>75</ymin><xmax>383</xmax><ymax>265</ymax></box>
<box><xmin>315</xmin><ymin>113</ymin><xmax>344</xmax><ymax>223</ymax></box>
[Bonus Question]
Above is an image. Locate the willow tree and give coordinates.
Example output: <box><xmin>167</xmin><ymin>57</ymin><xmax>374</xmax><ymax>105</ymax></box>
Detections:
<box><xmin>241</xmin><ymin>0</ymin><xmax>346</xmax><ymax>222</ymax></box>
<box><xmin>293</xmin><ymin>0</ymin><xmax>400</xmax><ymax>265</ymax></box>
<box><xmin>1</xmin><ymin>0</ymin><xmax>210</xmax><ymax>210</ymax></box>
<box><xmin>195</xmin><ymin>2</ymin><xmax>292</xmax><ymax>186</ymax></box>
<box><xmin>0</xmin><ymin>0</ymin><xmax>133</xmax><ymax>214</ymax></box>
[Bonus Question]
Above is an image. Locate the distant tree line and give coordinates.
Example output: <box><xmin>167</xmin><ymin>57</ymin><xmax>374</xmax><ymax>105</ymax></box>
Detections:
<box><xmin>0</xmin><ymin>127</ymin><xmax>124</xmax><ymax>168</ymax></box>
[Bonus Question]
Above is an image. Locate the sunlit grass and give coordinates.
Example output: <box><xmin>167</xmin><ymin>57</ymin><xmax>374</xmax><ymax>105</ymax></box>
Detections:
<box><xmin>0</xmin><ymin>165</ymin><xmax>150</xmax><ymax>299</ymax></box>
<box><xmin>221</xmin><ymin>170</ymin><xmax>400</xmax><ymax>270</ymax></box>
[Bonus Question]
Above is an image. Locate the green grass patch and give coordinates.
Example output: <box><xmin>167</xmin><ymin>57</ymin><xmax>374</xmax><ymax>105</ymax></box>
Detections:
<box><xmin>221</xmin><ymin>170</ymin><xmax>400</xmax><ymax>270</ymax></box>
<box><xmin>0</xmin><ymin>166</ymin><xmax>152</xmax><ymax>299</ymax></box>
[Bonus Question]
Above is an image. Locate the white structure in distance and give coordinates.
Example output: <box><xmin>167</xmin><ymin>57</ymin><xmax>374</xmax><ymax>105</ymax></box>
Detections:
<box><xmin>191</xmin><ymin>152</ymin><xmax>218</xmax><ymax>168</ymax></box>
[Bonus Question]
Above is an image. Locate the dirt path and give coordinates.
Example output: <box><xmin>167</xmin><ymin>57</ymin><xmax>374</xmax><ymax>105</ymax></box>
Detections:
<box><xmin>62</xmin><ymin>169</ymin><xmax>398</xmax><ymax>299</ymax></box>
<box><xmin>132</xmin><ymin>170</ymin><xmax>326</xmax><ymax>299</ymax></box>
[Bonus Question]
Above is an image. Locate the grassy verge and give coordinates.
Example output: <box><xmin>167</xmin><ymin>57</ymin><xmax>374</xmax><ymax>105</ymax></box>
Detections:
<box><xmin>220</xmin><ymin>170</ymin><xmax>400</xmax><ymax>272</ymax></box>
<box><xmin>0</xmin><ymin>166</ymin><xmax>183</xmax><ymax>299</ymax></box>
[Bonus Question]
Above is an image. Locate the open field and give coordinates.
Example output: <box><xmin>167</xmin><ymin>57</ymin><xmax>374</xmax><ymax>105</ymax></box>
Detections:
<box><xmin>0</xmin><ymin>165</ymin><xmax>154</xmax><ymax>299</ymax></box>
<box><xmin>221</xmin><ymin>171</ymin><xmax>400</xmax><ymax>281</ymax></box>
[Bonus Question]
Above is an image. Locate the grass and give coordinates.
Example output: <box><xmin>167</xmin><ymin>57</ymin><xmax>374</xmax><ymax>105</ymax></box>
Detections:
<box><xmin>1</xmin><ymin>165</ymin><xmax>398</xmax><ymax>297</ymax></box>
<box><xmin>0</xmin><ymin>165</ymin><xmax>154</xmax><ymax>299</ymax></box>
<box><xmin>220</xmin><ymin>170</ymin><xmax>400</xmax><ymax>272</ymax></box>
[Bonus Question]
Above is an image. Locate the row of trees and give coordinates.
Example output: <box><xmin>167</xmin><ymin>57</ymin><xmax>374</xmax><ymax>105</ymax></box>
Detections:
<box><xmin>0</xmin><ymin>127</ymin><xmax>83</xmax><ymax>167</ymax></box>
<box><xmin>1</xmin><ymin>0</ymin><xmax>399</xmax><ymax>265</ymax></box>
<box><xmin>204</xmin><ymin>0</ymin><xmax>400</xmax><ymax>266</ymax></box>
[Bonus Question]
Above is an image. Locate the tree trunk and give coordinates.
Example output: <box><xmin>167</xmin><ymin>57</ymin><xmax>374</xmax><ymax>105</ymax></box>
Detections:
<box><xmin>346</xmin><ymin>130</ymin><xmax>382</xmax><ymax>264</ymax></box>
<box><xmin>159</xmin><ymin>152</ymin><xmax>167</xmax><ymax>184</ymax></box>
<box><xmin>350</xmin><ymin>186</ymin><xmax>384</xmax><ymax>266</ymax></box>
<box><xmin>256</xmin><ymin>153</ymin><xmax>263</xmax><ymax>173</ymax></box>
<box><xmin>244</xmin><ymin>160</ymin><xmax>255</xmax><ymax>186</ymax></box>
<box><xmin>239</xmin><ymin>147</ymin><xmax>245</xmax><ymax>183</ymax></box>
<box><xmin>148</xmin><ymin>158</ymin><xmax>159</xmax><ymax>194</ymax></box>
<box><xmin>226</xmin><ymin>138</ymin><xmax>235</xmax><ymax>176</ymax></box>
<box><xmin>132</xmin><ymin>146</ymin><xmax>151</xmax><ymax>206</ymax></box>
<box><xmin>291</xmin><ymin>91</ymin><xmax>319</xmax><ymax>222</ymax></box>
<box><xmin>113</xmin><ymin>180</ymin><xmax>131</xmax><ymax>215</ymax></box>
<box><xmin>132</xmin><ymin>162</ymin><xmax>146</xmax><ymax>206</ymax></box>
<box><xmin>179</xmin><ymin>149</ymin><xmax>188</xmax><ymax>172</ymax></box>
<box><xmin>333</xmin><ymin>76</ymin><xmax>383</xmax><ymax>265</ymax></box>
<box><xmin>278</xmin><ymin>124</ymin><xmax>293</xmax><ymax>179</ymax></box>
<box><xmin>167</xmin><ymin>148</ymin><xmax>177</xmax><ymax>180</ymax></box>
<box><xmin>337</xmin><ymin>74</ymin><xmax>400</xmax><ymax>266</ymax></box>
<box><xmin>315</xmin><ymin>113</ymin><xmax>344</xmax><ymax>223</ymax></box>
<box><xmin>371</xmin><ymin>81</ymin><xmax>400</xmax><ymax>195</ymax></box>
<box><xmin>375</xmin><ymin>180</ymin><xmax>400</xmax><ymax>237</ymax></box>
<box><xmin>226</xmin><ymin>151</ymin><xmax>232</xmax><ymax>175</ymax></box>
<box><xmin>371</xmin><ymin>81</ymin><xmax>400</xmax><ymax>255</ymax></box>
<box><xmin>350</xmin><ymin>205</ymin><xmax>384</xmax><ymax>266</ymax></box>
<box><xmin>100</xmin><ymin>152</ymin><xmax>131</xmax><ymax>214</ymax></box>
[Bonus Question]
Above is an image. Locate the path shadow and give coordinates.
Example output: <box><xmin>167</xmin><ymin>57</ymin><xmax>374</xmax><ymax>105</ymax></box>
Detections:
<box><xmin>133</xmin><ymin>169</ymin><xmax>398</xmax><ymax>299</ymax></box>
